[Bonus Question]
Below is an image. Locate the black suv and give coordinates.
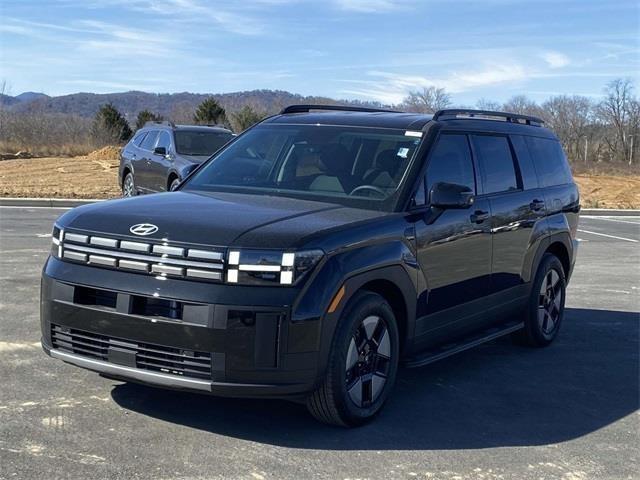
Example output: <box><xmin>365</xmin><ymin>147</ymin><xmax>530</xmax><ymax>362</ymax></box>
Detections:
<box><xmin>119</xmin><ymin>121</ymin><xmax>234</xmax><ymax>196</ymax></box>
<box><xmin>42</xmin><ymin>105</ymin><xmax>579</xmax><ymax>426</ymax></box>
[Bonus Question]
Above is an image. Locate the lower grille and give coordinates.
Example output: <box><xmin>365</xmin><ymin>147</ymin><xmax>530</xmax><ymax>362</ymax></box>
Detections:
<box><xmin>51</xmin><ymin>324</ymin><xmax>212</xmax><ymax>380</ymax></box>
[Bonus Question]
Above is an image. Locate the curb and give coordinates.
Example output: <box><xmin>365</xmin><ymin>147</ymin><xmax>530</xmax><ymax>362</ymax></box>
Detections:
<box><xmin>0</xmin><ymin>197</ymin><xmax>103</xmax><ymax>207</ymax></box>
<box><xmin>580</xmin><ymin>208</ymin><xmax>640</xmax><ymax>216</ymax></box>
<box><xmin>1</xmin><ymin>197</ymin><xmax>639</xmax><ymax>216</ymax></box>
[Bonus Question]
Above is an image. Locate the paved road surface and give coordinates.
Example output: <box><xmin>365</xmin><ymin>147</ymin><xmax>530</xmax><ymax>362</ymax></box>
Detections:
<box><xmin>1</xmin><ymin>207</ymin><xmax>638</xmax><ymax>480</ymax></box>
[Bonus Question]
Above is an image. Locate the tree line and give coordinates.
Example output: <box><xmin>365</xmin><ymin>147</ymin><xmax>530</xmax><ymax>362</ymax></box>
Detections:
<box><xmin>401</xmin><ymin>78</ymin><xmax>638</xmax><ymax>169</ymax></box>
<box><xmin>1</xmin><ymin>78</ymin><xmax>637</xmax><ymax>171</ymax></box>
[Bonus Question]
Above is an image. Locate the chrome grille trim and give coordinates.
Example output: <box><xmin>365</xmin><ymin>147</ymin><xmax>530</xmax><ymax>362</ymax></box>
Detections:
<box><xmin>64</xmin><ymin>232</ymin><xmax>88</xmax><ymax>243</ymax></box>
<box><xmin>63</xmin><ymin>250</ymin><xmax>87</xmax><ymax>262</ymax></box>
<box><xmin>151</xmin><ymin>264</ymin><xmax>184</xmax><ymax>276</ymax></box>
<box><xmin>119</xmin><ymin>260</ymin><xmax>149</xmax><ymax>272</ymax></box>
<box><xmin>88</xmin><ymin>255</ymin><xmax>117</xmax><ymax>267</ymax></box>
<box><xmin>59</xmin><ymin>231</ymin><xmax>225</xmax><ymax>282</ymax></box>
<box><xmin>187</xmin><ymin>249</ymin><xmax>224</xmax><ymax>261</ymax></box>
<box><xmin>64</xmin><ymin>244</ymin><xmax>223</xmax><ymax>269</ymax></box>
<box><xmin>120</xmin><ymin>240</ymin><xmax>150</xmax><ymax>252</ymax></box>
<box><xmin>90</xmin><ymin>236</ymin><xmax>119</xmax><ymax>248</ymax></box>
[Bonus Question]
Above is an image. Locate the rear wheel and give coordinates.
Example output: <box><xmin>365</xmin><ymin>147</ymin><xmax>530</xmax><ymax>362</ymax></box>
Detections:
<box><xmin>306</xmin><ymin>291</ymin><xmax>399</xmax><ymax>427</ymax></box>
<box><xmin>514</xmin><ymin>253</ymin><xmax>566</xmax><ymax>347</ymax></box>
<box><xmin>122</xmin><ymin>172</ymin><xmax>136</xmax><ymax>197</ymax></box>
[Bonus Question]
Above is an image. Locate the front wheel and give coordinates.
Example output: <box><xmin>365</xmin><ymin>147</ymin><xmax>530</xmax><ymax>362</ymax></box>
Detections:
<box><xmin>169</xmin><ymin>177</ymin><xmax>181</xmax><ymax>191</ymax></box>
<box><xmin>122</xmin><ymin>172</ymin><xmax>136</xmax><ymax>197</ymax></box>
<box><xmin>514</xmin><ymin>253</ymin><xmax>566</xmax><ymax>347</ymax></box>
<box><xmin>306</xmin><ymin>291</ymin><xmax>399</xmax><ymax>427</ymax></box>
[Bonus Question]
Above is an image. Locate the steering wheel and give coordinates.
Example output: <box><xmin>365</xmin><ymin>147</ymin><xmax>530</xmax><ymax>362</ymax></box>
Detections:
<box><xmin>349</xmin><ymin>185</ymin><xmax>387</xmax><ymax>198</ymax></box>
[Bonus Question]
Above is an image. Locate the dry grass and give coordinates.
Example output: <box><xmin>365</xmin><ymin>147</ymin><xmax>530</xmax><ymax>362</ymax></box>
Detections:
<box><xmin>574</xmin><ymin>174</ymin><xmax>640</xmax><ymax>209</ymax></box>
<box><xmin>1</xmin><ymin>149</ymin><xmax>639</xmax><ymax>208</ymax></box>
<box><xmin>0</xmin><ymin>147</ymin><xmax>121</xmax><ymax>199</ymax></box>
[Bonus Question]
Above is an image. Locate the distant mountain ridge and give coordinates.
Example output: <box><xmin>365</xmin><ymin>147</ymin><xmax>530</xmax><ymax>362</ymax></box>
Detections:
<box><xmin>0</xmin><ymin>89</ymin><xmax>383</xmax><ymax>120</ymax></box>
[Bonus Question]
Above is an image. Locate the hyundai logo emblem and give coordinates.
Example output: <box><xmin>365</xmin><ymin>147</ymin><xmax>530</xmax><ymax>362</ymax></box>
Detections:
<box><xmin>129</xmin><ymin>223</ymin><xmax>159</xmax><ymax>236</ymax></box>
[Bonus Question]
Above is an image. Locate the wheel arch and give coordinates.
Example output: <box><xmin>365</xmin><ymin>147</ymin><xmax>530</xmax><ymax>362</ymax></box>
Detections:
<box><xmin>167</xmin><ymin>170</ymin><xmax>180</xmax><ymax>191</ymax></box>
<box><xmin>546</xmin><ymin>241</ymin><xmax>571</xmax><ymax>278</ymax></box>
<box><xmin>121</xmin><ymin>165</ymin><xmax>133</xmax><ymax>187</ymax></box>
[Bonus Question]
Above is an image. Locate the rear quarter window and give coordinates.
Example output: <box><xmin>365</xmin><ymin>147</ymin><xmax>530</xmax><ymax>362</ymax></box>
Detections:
<box><xmin>526</xmin><ymin>136</ymin><xmax>573</xmax><ymax>187</ymax></box>
<box><xmin>509</xmin><ymin>135</ymin><xmax>539</xmax><ymax>190</ymax></box>
<box><xmin>471</xmin><ymin>135</ymin><xmax>519</xmax><ymax>194</ymax></box>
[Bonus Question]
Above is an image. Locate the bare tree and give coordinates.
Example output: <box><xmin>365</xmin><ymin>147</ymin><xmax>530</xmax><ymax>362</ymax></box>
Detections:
<box><xmin>541</xmin><ymin>95</ymin><xmax>593</xmax><ymax>162</ymax></box>
<box><xmin>475</xmin><ymin>98</ymin><xmax>502</xmax><ymax>111</ymax></box>
<box><xmin>597</xmin><ymin>78</ymin><xmax>636</xmax><ymax>164</ymax></box>
<box><xmin>401</xmin><ymin>86</ymin><xmax>452</xmax><ymax>113</ymax></box>
<box><xmin>502</xmin><ymin>95</ymin><xmax>544</xmax><ymax>118</ymax></box>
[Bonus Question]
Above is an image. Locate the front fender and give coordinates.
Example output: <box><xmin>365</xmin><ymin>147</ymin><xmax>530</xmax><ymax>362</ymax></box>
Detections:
<box><xmin>291</xmin><ymin>241</ymin><xmax>418</xmax><ymax>378</ymax></box>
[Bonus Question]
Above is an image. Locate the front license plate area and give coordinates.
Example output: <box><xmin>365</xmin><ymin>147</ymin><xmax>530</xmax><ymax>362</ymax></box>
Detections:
<box><xmin>108</xmin><ymin>346</ymin><xmax>136</xmax><ymax>367</ymax></box>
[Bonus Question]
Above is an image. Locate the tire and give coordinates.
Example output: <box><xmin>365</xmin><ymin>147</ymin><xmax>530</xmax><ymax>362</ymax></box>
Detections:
<box><xmin>513</xmin><ymin>253</ymin><xmax>566</xmax><ymax>347</ymax></box>
<box><xmin>169</xmin><ymin>177</ymin><xmax>181</xmax><ymax>191</ymax></box>
<box><xmin>122</xmin><ymin>172</ymin><xmax>136</xmax><ymax>197</ymax></box>
<box><xmin>306</xmin><ymin>290</ymin><xmax>400</xmax><ymax>427</ymax></box>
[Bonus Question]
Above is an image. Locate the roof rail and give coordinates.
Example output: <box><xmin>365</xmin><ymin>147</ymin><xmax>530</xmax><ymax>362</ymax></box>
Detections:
<box><xmin>144</xmin><ymin>120</ymin><xmax>175</xmax><ymax>128</ymax></box>
<box><xmin>280</xmin><ymin>104</ymin><xmax>400</xmax><ymax>115</ymax></box>
<box><xmin>433</xmin><ymin>109</ymin><xmax>544</xmax><ymax>126</ymax></box>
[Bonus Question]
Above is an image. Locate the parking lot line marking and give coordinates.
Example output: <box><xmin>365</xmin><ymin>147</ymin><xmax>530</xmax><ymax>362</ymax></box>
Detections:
<box><xmin>577</xmin><ymin>229</ymin><xmax>639</xmax><ymax>243</ymax></box>
<box><xmin>0</xmin><ymin>206</ymin><xmax>71</xmax><ymax>210</ymax></box>
<box><xmin>581</xmin><ymin>216</ymin><xmax>640</xmax><ymax>225</ymax></box>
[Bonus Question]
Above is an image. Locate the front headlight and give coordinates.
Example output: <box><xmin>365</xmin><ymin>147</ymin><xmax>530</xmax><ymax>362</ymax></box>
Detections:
<box><xmin>226</xmin><ymin>249</ymin><xmax>324</xmax><ymax>286</ymax></box>
<box><xmin>51</xmin><ymin>224</ymin><xmax>63</xmax><ymax>258</ymax></box>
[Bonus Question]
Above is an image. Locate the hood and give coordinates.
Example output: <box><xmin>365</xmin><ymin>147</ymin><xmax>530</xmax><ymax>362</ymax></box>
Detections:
<box><xmin>57</xmin><ymin>191</ymin><xmax>387</xmax><ymax>249</ymax></box>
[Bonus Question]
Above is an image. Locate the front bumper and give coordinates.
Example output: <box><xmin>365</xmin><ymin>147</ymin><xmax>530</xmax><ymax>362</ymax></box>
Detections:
<box><xmin>41</xmin><ymin>258</ymin><xmax>323</xmax><ymax>398</ymax></box>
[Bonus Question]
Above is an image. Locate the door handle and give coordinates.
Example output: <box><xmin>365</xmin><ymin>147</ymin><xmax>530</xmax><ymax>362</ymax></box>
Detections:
<box><xmin>470</xmin><ymin>210</ymin><xmax>490</xmax><ymax>224</ymax></box>
<box><xmin>530</xmin><ymin>199</ymin><xmax>545</xmax><ymax>211</ymax></box>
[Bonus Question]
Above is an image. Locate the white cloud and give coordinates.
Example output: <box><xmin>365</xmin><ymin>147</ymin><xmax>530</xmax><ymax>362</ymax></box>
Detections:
<box><xmin>333</xmin><ymin>0</ymin><xmax>406</xmax><ymax>13</ymax></box>
<box><xmin>340</xmin><ymin>62</ymin><xmax>530</xmax><ymax>104</ymax></box>
<box><xmin>540</xmin><ymin>51</ymin><xmax>570</xmax><ymax>69</ymax></box>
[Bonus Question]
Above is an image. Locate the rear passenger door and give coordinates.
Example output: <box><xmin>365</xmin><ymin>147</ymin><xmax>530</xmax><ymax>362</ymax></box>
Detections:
<box><xmin>471</xmin><ymin>134</ymin><xmax>546</xmax><ymax>303</ymax></box>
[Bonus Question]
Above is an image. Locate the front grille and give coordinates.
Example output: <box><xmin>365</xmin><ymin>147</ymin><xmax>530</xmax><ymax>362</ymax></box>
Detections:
<box><xmin>55</xmin><ymin>227</ymin><xmax>225</xmax><ymax>282</ymax></box>
<box><xmin>51</xmin><ymin>324</ymin><xmax>212</xmax><ymax>380</ymax></box>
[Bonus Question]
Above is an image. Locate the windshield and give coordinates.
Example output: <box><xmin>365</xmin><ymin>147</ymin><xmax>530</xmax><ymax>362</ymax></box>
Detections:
<box><xmin>175</xmin><ymin>130</ymin><xmax>234</xmax><ymax>156</ymax></box>
<box><xmin>182</xmin><ymin>124</ymin><xmax>422</xmax><ymax>210</ymax></box>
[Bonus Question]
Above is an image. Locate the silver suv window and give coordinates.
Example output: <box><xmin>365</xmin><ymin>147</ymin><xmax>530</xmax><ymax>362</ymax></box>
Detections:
<box><xmin>140</xmin><ymin>130</ymin><xmax>159</xmax><ymax>151</ymax></box>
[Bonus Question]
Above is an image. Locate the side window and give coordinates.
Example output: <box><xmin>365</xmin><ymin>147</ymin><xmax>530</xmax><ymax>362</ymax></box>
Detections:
<box><xmin>525</xmin><ymin>136</ymin><xmax>573</xmax><ymax>187</ymax></box>
<box><xmin>509</xmin><ymin>135</ymin><xmax>539</xmax><ymax>190</ymax></box>
<box><xmin>471</xmin><ymin>135</ymin><xmax>519</xmax><ymax>194</ymax></box>
<box><xmin>140</xmin><ymin>130</ymin><xmax>159</xmax><ymax>151</ymax></box>
<box><xmin>425</xmin><ymin>134</ymin><xmax>475</xmax><ymax>198</ymax></box>
<box><xmin>156</xmin><ymin>131</ymin><xmax>171</xmax><ymax>152</ymax></box>
<box><xmin>132</xmin><ymin>131</ymin><xmax>147</xmax><ymax>147</ymax></box>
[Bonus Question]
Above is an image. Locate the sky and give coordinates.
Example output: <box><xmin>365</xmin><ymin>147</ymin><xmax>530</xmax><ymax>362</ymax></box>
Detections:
<box><xmin>0</xmin><ymin>0</ymin><xmax>638</xmax><ymax>105</ymax></box>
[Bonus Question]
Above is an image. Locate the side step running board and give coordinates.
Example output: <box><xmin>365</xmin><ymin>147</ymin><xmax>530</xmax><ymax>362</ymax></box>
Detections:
<box><xmin>403</xmin><ymin>321</ymin><xmax>524</xmax><ymax>368</ymax></box>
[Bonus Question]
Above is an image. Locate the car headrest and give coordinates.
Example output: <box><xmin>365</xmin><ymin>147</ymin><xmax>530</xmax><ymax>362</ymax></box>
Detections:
<box><xmin>375</xmin><ymin>149</ymin><xmax>402</xmax><ymax>177</ymax></box>
<box><xmin>319</xmin><ymin>144</ymin><xmax>352</xmax><ymax>175</ymax></box>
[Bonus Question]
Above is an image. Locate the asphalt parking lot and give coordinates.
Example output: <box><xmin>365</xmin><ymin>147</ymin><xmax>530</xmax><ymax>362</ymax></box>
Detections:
<box><xmin>0</xmin><ymin>207</ymin><xmax>638</xmax><ymax>480</ymax></box>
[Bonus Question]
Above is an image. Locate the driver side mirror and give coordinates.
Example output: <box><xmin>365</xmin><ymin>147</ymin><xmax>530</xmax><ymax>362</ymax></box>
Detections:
<box><xmin>153</xmin><ymin>146</ymin><xmax>167</xmax><ymax>156</ymax></box>
<box><xmin>429</xmin><ymin>182</ymin><xmax>474</xmax><ymax>209</ymax></box>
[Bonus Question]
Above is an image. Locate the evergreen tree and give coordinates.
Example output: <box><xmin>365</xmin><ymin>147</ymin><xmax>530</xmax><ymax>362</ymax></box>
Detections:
<box><xmin>91</xmin><ymin>103</ymin><xmax>132</xmax><ymax>145</ymax></box>
<box><xmin>135</xmin><ymin>109</ymin><xmax>163</xmax><ymax>130</ymax></box>
<box><xmin>231</xmin><ymin>105</ymin><xmax>266</xmax><ymax>132</ymax></box>
<box><xmin>193</xmin><ymin>97</ymin><xmax>227</xmax><ymax>126</ymax></box>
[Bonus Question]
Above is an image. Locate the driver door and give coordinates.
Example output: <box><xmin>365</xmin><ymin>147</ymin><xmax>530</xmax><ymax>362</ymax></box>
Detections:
<box><xmin>413</xmin><ymin>133</ymin><xmax>493</xmax><ymax>348</ymax></box>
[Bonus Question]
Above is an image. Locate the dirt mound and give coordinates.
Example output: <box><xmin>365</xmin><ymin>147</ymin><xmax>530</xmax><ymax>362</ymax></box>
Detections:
<box><xmin>86</xmin><ymin>146</ymin><xmax>122</xmax><ymax>162</ymax></box>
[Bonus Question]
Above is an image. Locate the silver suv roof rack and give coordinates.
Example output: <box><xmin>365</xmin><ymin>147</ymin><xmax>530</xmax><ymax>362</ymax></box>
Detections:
<box><xmin>433</xmin><ymin>109</ymin><xmax>544</xmax><ymax>126</ymax></box>
<box><xmin>144</xmin><ymin>120</ymin><xmax>175</xmax><ymax>128</ymax></box>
